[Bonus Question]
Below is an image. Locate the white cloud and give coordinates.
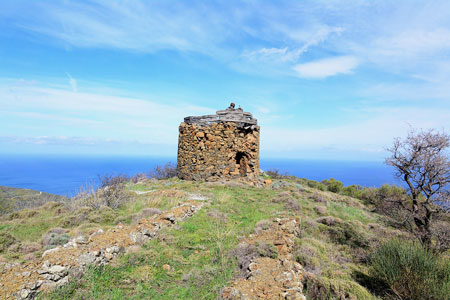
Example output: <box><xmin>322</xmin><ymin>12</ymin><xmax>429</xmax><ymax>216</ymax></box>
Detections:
<box><xmin>9</xmin><ymin>1</ymin><xmax>450</xmax><ymax>78</ymax></box>
<box><xmin>0</xmin><ymin>80</ymin><xmax>215</xmax><ymax>145</ymax></box>
<box><xmin>373</xmin><ymin>29</ymin><xmax>450</xmax><ymax>58</ymax></box>
<box><xmin>261</xmin><ymin>105</ymin><xmax>450</xmax><ymax>159</ymax></box>
<box><xmin>293</xmin><ymin>56</ymin><xmax>359</xmax><ymax>79</ymax></box>
<box><xmin>242</xmin><ymin>26</ymin><xmax>344</xmax><ymax>65</ymax></box>
<box><xmin>66</xmin><ymin>73</ymin><xmax>77</xmax><ymax>92</ymax></box>
<box><xmin>15</xmin><ymin>1</ymin><xmax>234</xmax><ymax>56</ymax></box>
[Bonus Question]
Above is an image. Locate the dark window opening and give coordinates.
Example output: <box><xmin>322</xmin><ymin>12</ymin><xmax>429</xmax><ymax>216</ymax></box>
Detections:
<box><xmin>235</xmin><ymin>151</ymin><xmax>248</xmax><ymax>176</ymax></box>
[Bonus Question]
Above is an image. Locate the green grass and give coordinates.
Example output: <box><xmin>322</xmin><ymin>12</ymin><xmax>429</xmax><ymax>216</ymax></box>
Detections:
<box><xmin>0</xmin><ymin>208</ymin><xmax>61</xmax><ymax>242</ymax></box>
<box><xmin>40</xmin><ymin>184</ymin><xmax>283</xmax><ymax>299</ymax></box>
<box><xmin>4</xmin><ymin>178</ymin><xmax>436</xmax><ymax>300</ymax></box>
<box><xmin>328</xmin><ymin>202</ymin><xmax>374</xmax><ymax>224</ymax></box>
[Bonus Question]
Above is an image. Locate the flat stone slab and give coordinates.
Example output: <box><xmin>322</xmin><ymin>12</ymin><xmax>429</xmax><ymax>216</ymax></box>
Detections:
<box><xmin>184</xmin><ymin>103</ymin><xmax>257</xmax><ymax>126</ymax></box>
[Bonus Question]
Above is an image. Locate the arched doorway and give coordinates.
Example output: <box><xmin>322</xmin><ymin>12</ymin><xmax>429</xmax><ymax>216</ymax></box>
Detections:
<box><xmin>235</xmin><ymin>151</ymin><xmax>249</xmax><ymax>176</ymax></box>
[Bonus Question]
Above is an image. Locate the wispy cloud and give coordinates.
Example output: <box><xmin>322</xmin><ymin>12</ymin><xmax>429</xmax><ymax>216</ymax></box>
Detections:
<box><xmin>0</xmin><ymin>79</ymin><xmax>215</xmax><ymax>145</ymax></box>
<box><xmin>66</xmin><ymin>72</ymin><xmax>77</xmax><ymax>92</ymax></box>
<box><xmin>262</xmin><ymin>105</ymin><xmax>450</xmax><ymax>159</ymax></box>
<box><xmin>9</xmin><ymin>0</ymin><xmax>450</xmax><ymax>83</ymax></box>
<box><xmin>293</xmin><ymin>56</ymin><xmax>359</xmax><ymax>79</ymax></box>
<box><xmin>15</xmin><ymin>1</ymin><xmax>233</xmax><ymax>56</ymax></box>
<box><xmin>243</xmin><ymin>26</ymin><xmax>344</xmax><ymax>63</ymax></box>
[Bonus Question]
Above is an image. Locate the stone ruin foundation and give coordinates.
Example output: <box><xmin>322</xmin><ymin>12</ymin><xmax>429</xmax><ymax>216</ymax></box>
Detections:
<box><xmin>177</xmin><ymin>103</ymin><xmax>260</xmax><ymax>182</ymax></box>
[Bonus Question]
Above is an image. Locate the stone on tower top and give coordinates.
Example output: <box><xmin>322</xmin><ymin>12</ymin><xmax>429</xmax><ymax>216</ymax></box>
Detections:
<box><xmin>184</xmin><ymin>103</ymin><xmax>257</xmax><ymax>126</ymax></box>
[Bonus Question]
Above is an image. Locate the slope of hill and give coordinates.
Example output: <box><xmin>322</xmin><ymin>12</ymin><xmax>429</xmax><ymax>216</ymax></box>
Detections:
<box><xmin>0</xmin><ymin>186</ymin><xmax>68</xmax><ymax>215</ymax></box>
<box><xmin>0</xmin><ymin>177</ymin><xmax>446</xmax><ymax>299</ymax></box>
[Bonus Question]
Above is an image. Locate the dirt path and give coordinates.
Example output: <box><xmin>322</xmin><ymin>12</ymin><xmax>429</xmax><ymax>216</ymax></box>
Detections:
<box><xmin>220</xmin><ymin>217</ymin><xmax>306</xmax><ymax>300</ymax></box>
<box><xmin>0</xmin><ymin>200</ymin><xmax>204</xmax><ymax>300</ymax></box>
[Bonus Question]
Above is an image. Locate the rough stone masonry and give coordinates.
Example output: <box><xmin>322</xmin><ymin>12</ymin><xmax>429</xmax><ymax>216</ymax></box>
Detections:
<box><xmin>177</xmin><ymin>103</ymin><xmax>260</xmax><ymax>181</ymax></box>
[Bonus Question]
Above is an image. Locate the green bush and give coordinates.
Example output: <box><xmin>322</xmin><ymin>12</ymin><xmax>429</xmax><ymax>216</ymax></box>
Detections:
<box><xmin>342</xmin><ymin>184</ymin><xmax>363</xmax><ymax>197</ymax></box>
<box><xmin>307</xmin><ymin>180</ymin><xmax>327</xmax><ymax>191</ymax></box>
<box><xmin>325</xmin><ymin>221</ymin><xmax>368</xmax><ymax>249</ymax></box>
<box><xmin>322</xmin><ymin>178</ymin><xmax>344</xmax><ymax>193</ymax></box>
<box><xmin>43</xmin><ymin>232</ymin><xmax>70</xmax><ymax>250</ymax></box>
<box><xmin>370</xmin><ymin>239</ymin><xmax>450</xmax><ymax>300</ymax></box>
<box><xmin>0</xmin><ymin>232</ymin><xmax>16</xmax><ymax>253</ymax></box>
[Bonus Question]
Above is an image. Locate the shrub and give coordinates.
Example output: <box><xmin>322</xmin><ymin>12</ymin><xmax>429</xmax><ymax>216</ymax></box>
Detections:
<box><xmin>131</xmin><ymin>173</ymin><xmax>147</xmax><ymax>183</ymax></box>
<box><xmin>370</xmin><ymin>239</ymin><xmax>450</xmax><ymax>300</ymax></box>
<box><xmin>284</xmin><ymin>199</ymin><xmax>301</xmax><ymax>211</ymax></box>
<box><xmin>342</xmin><ymin>184</ymin><xmax>363</xmax><ymax>197</ymax></box>
<box><xmin>303</xmin><ymin>273</ymin><xmax>377</xmax><ymax>300</ymax></box>
<box><xmin>265</xmin><ymin>169</ymin><xmax>287</xmax><ymax>179</ymax></box>
<box><xmin>356</xmin><ymin>187</ymin><xmax>378</xmax><ymax>205</ymax></box>
<box><xmin>98</xmin><ymin>173</ymin><xmax>130</xmax><ymax>209</ymax></box>
<box><xmin>309</xmin><ymin>192</ymin><xmax>329</xmax><ymax>205</ymax></box>
<box><xmin>42</xmin><ymin>229</ymin><xmax>70</xmax><ymax>249</ymax></box>
<box><xmin>293</xmin><ymin>243</ymin><xmax>320</xmax><ymax>271</ymax></box>
<box><xmin>0</xmin><ymin>198</ymin><xmax>14</xmax><ymax>215</ymax></box>
<box><xmin>148</xmin><ymin>162</ymin><xmax>177</xmax><ymax>179</ymax></box>
<box><xmin>325</xmin><ymin>221</ymin><xmax>369</xmax><ymax>249</ymax></box>
<box><xmin>307</xmin><ymin>180</ymin><xmax>327</xmax><ymax>191</ymax></box>
<box><xmin>322</xmin><ymin>178</ymin><xmax>344</xmax><ymax>193</ymax></box>
<box><xmin>72</xmin><ymin>174</ymin><xmax>130</xmax><ymax>209</ymax></box>
<box><xmin>256</xmin><ymin>242</ymin><xmax>278</xmax><ymax>259</ymax></box>
<box><xmin>0</xmin><ymin>232</ymin><xmax>16</xmax><ymax>253</ymax></box>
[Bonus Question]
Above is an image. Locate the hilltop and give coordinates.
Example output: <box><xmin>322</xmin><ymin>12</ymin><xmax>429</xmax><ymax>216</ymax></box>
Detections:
<box><xmin>0</xmin><ymin>175</ymin><xmax>448</xmax><ymax>300</ymax></box>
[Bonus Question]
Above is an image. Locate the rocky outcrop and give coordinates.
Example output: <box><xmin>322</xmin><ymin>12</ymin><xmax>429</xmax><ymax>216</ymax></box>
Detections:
<box><xmin>0</xmin><ymin>200</ymin><xmax>204</xmax><ymax>299</ymax></box>
<box><xmin>177</xmin><ymin>104</ymin><xmax>260</xmax><ymax>182</ymax></box>
<box><xmin>220</xmin><ymin>218</ymin><xmax>306</xmax><ymax>300</ymax></box>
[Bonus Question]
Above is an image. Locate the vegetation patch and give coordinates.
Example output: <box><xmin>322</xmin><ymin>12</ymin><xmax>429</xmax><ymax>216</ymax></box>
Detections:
<box><xmin>370</xmin><ymin>239</ymin><xmax>450</xmax><ymax>300</ymax></box>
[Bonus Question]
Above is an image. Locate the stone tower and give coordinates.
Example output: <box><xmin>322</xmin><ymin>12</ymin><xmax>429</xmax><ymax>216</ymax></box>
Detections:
<box><xmin>177</xmin><ymin>103</ymin><xmax>260</xmax><ymax>181</ymax></box>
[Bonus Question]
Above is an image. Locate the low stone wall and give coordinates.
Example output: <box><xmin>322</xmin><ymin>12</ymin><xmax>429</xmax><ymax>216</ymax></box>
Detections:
<box><xmin>177</xmin><ymin>121</ymin><xmax>260</xmax><ymax>181</ymax></box>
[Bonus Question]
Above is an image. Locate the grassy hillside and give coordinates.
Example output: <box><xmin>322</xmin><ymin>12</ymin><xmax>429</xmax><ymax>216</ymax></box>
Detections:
<box><xmin>0</xmin><ymin>186</ymin><xmax>68</xmax><ymax>215</ymax></box>
<box><xmin>0</xmin><ymin>176</ymin><xmax>448</xmax><ymax>300</ymax></box>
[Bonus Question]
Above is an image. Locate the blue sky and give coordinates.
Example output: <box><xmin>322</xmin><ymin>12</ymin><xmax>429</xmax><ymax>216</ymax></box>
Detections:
<box><xmin>1</xmin><ymin>0</ymin><xmax>450</xmax><ymax>160</ymax></box>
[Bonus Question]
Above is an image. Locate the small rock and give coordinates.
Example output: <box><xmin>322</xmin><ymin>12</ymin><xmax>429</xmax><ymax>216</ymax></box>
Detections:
<box><xmin>57</xmin><ymin>276</ymin><xmax>69</xmax><ymax>286</ymax></box>
<box><xmin>29</xmin><ymin>281</ymin><xmax>42</xmax><ymax>290</ymax></box>
<box><xmin>22</xmin><ymin>271</ymin><xmax>30</xmax><ymax>277</ymax></box>
<box><xmin>75</xmin><ymin>235</ymin><xmax>88</xmax><ymax>244</ymax></box>
<box><xmin>165</xmin><ymin>214</ymin><xmax>176</xmax><ymax>223</ymax></box>
<box><xmin>48</xmin><ymin>265</ymin><xmax>66</xmax><ymax>274</ymax></box>
<box><xmin>18</xmin><ymin>288</ymin><xmax>29</xmax><ymax>299</ymax></box>
<box><xmin>130</xmin><ymin>232</ymin><xmax>149</xmax><ymax>245</ymax></box>
<box><xmin>42</xmin><ymin>247</ymin><xmax>61</xmax><ymax>257</ymax></box>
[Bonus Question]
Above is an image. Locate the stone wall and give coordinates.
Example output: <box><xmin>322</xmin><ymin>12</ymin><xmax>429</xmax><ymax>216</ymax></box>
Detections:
<box><xmin>177</xmin><ymin>121</ymin><xmax>260</xmax><ymax>181</ymax></box>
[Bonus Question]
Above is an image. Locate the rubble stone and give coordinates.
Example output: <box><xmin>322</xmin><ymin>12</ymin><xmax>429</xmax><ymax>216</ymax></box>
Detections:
<box><xmin>177</xmin><ymin>104</ymin><xmax>260</xmax><ymax>182</ymax></box>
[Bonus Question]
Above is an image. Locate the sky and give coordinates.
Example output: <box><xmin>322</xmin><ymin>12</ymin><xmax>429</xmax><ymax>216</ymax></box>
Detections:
<box><xmin>1</xmin><ymin>0</ymin><xmax>450</xmax><ymax>160</ymax></box>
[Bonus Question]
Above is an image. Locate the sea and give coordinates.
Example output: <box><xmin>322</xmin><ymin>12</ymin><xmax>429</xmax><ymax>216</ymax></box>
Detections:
<box><xmin>0</xmin><ymin>155</ymin><xmax>401</xmax><ymax>197</ymax></box>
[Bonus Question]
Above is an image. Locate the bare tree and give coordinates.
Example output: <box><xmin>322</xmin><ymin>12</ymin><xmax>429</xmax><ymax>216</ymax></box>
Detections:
<box><xmin>386</xmin><ymin>128</ymin><xmax>450</xmax><ymax>250</ymax></box>
<box><xmin>148</xmin><ymin>162</ymin><xmax>177</xmax><ymax>179</ymax></box>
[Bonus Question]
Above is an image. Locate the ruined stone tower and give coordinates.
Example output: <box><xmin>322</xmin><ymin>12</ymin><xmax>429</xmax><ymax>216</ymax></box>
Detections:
<box><xmin>177</xmin><ymin>103</ymin><xmax>260</xmax><ymax>181</ymax></box>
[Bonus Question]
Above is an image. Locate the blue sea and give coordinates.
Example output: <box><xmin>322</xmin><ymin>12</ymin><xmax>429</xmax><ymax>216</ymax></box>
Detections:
<box><xmin>0</xmin><ymin>155</ymin><xmax>401</xmax><ymax>196</ymax></box>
